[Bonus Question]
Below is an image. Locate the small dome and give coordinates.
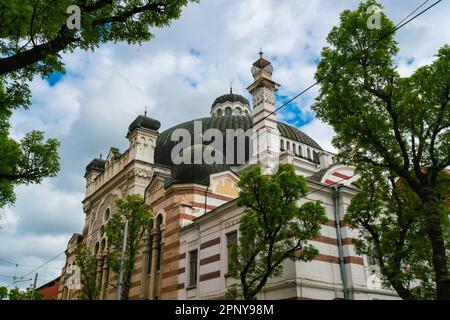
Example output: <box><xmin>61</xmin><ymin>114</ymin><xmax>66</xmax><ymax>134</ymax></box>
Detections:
<box><xmin>85</xmin><ymin>158</ymin><xmax>105</xmax><ymax>173</ymax></box>
<box><xmin>128</xmin><ymin>115</ymin><xmax>161</xmax><ymax>134</ymax></box>
<box><xmin>211</xmin><ymin>93</ymin><xmax>250</xmax><ymax>109</ymax></box>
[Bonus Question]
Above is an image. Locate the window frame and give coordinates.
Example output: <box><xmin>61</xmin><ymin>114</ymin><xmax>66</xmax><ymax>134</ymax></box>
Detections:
<box><xmin>188</xmin><ymin>249</ymin><xmax>198</xmax><ymax>287</ymax></box>
<box><xmin>226</xmin><ymin>230</ymin><xmax>238</xmax><ymax>274</ymax></box>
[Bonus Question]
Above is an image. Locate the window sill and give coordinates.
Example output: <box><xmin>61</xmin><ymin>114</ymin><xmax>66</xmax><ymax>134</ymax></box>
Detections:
<box><xmin>186</xmin><ymin>285</ymin><xmax>197</xmax><ymax>290</ymax></box>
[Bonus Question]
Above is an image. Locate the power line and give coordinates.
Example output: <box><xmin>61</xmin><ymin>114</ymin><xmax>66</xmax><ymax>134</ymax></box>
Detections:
<box><xmin>395</xmin><ymin>0</ymin><xmax>431</xmax><ymax>27</ymax></box>
<box><xmin>139</xmin><ymin>0</ymin><xmax>443</xmax><ymax>204</ymax></box>
<box><xmin>7</xmin><ymin>251</ymin><xmax>65</xmax><ymax>288</ymax></box>
<box><xmin>0</xmin><ymin>257</ymin><xmax>17</xmax><ymax>266</ymax></box>
<box><xmin>0</xmin><ymin>257</ymin><xmax>62</xmax><ymax>270</ymax></box>
<box><xmin>5</xmin><ymin>0</ymin><xmax>442</xmax><ymax>292</ymax></box>
<box><xmin>6</xmin><ymin>222</ymin><xmax>106</xmax><ymax>288</ymax></box>
<box><xmin>251</xmin><ymin>0</ymin><xmax>443</xmax><ymax>130</ymax></box>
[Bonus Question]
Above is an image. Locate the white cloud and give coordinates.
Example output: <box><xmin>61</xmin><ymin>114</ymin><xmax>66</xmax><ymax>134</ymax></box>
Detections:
<box><xmin>1</xmin><ymin>0</ymin><xmax>449</xmax><ymax>287</ymax></box>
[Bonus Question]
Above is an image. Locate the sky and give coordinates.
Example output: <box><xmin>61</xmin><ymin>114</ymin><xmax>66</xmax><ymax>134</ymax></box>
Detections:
<box><xmin>1</xmin><ymin>0</ymin><xmax>449</xmax><ymax>289</ymax></box>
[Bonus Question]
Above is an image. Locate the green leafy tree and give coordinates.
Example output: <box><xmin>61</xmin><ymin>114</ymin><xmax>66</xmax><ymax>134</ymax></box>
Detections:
<box><xmin>228</xmin><ymin>164</ymin><xmax>327</xmax><ymax>300</ymax></box>
<box><xmin>312</xmin><ymin>0</ymin><xmax>450</xmax><ymax>299</ymax></box>
<box><xmin>105</xmin><ymin>194</ymin><xmax>153</xmax><ymax>300</ymax></box>
<box><xmin>7</xmin><ymin>286</ymin><xmax>43</xmax><ymax>300</ymax></box>
<box><xmin>0</xmin><ymin>0</ymin><xmax>195</xmax><ymax>207</ymax></box>
<box><xmin>0</xmin><ymin>0</ymin><xmax>195</xmax><ymax>77</ymax></box>
<box><xmin>74</xmin><ymin>243</ymin><xmax>100</xmax><ymax>300</ymax></box>
<box><xmin>0</xmin><ymin>129</ymin><xmax>60</xmax><ymax>207</ymax></box>
<box><xmin>0</xmin><ymin>286</ymin><xmax>8</xmax><ymax>299</ymax></box>
<box><xmin>345</xmin><ymin>166</ymin><xmax>440</xmax><ymax>299</ymax></box>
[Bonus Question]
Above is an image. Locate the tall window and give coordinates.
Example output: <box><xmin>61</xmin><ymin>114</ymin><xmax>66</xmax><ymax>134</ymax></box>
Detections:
<box><xmin>188</xmin><ymin>250</ymin><xmax>198</xmax><ymax>286</ymax></box>
<box><xmin>225</xmin><ymin>107</ymin><xmax>232</xmax><ymax>116</ymax></box>
<box><xmin>94</xmin><ymin>242</ymin><xmax>99</xmax><ymax>256</ymax></box>
<box><xmin>147</xmin><ymin>234</ymin><xmax>153</xmax><ymax>274</ymax></box>
<box><xmin>156</xmin><ymin>230</ymin><xmax>162</xmax><ymax>271</ymax></box>
<box><xmin>104</xmin><ymin>208</ymin><xmax>110</xmax><ymax>222</ymax></box>
<box><xmin>280</xmin><ymin>139</ymin><xmax>285</xmax><ymax>151</ymax></box>
<box><xmin>307</xmin><ymin>148</ymin><xmax>311</xmax><ymax>160</ymax></box>
<box><xmin>286</xmin><ymin>141</ymin><xmax>290</xmax><ymax>151</ymax></box>
<box><xmin>226</xmin><ymin>231</ymin><xmax>237</xmax><ymax>273</ymax></box>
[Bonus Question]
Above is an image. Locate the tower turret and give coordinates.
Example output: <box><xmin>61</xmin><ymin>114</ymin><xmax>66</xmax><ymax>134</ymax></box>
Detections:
<box><xmin>247</xmin><ymin>50</ymin><xmax>281</xmax><ymax>174</ymax></box>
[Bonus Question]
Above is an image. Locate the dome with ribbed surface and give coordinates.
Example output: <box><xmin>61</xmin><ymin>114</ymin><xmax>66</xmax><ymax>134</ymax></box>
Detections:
<box><xmin>211</xmin><ymin>93</ymin><xmax>250</xmax><ymax>109</ymax></box>
<box><xmin>154</xmin><ymin>115</ymin><xmax>321</xmax><ymax>184</ymax></box>
<box><xmin>277</xmin><ymin>122</ymin><xmax>322</xmax><ymax>150</ymax></box>
<box><xmin>85</xmin><ymin>158</ymin><xmax>105</xmax><ymax>173</ymax></box>
<box><xmin>128</xmin><ymin>115</ymin><xmax>161</xmax><ymax>134</ymax></box>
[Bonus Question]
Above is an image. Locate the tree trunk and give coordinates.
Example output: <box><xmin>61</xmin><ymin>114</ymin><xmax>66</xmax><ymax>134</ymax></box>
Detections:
<box><xmin>121</xmin><ymin>269</ymin><xmax>132</xmax><ymax>300</ymax></box>
<box><xmin>385</xmin><ymin>272</ymin><xmax>416</xmax><ymax>300</ymax></box>
<box><xmin>422</xmin><ymin>193</ymin><xmax>450</xmax><ymax>300</ymax></box>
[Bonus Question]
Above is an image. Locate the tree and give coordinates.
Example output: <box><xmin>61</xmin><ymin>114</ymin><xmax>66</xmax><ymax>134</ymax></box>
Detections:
<box><xmin>105</xmin><ymin>194</ymin><xmax>153</xmax><ymax>300</ymax></box>
<box><xmin>228</xmin><ymin>164</ymin><xmax>327</xmax><ymax>300</ymax></box>
<box><xmin>312</xmin><ymin>0</ymin><xmax>450</xmax><ymax>299</ymax></box>
<box><xmin>0</xmin><ymin>0</ymin><xmax>195</xmax><ymax>208</ymax></box>
<box><xmin>0</xmin><ymin>129</ymin><xmax>60</xmax><ymax>207</ymax></box>
<box><xmin>344</xmin><ymin>166</ymin><xmax>443</xmax><ymax>299</ymax></box>
<box><xmin>74</xmin><ymin>243</ymin><xmax>100</xmax><ymax>300</ymax></box>
<box><xmin>6</xmin><ymin>286</ymin><xmax>44</xmax><ymax>300</ymax></box>
<box><xmin>0</xmin><ymin>286</ymin><xmax>7</xmax><ymax>299</ymax></box>
<box><xmin>0</xmin><ymin>0</ymin><xmax>195</xmax><ymax>77</ymax></box>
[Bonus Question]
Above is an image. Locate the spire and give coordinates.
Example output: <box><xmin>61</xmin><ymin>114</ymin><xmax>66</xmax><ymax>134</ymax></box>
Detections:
<box><xmin>229</xmin><ymin>80</ymin><xmax>233</xmax><ymax>94</ymax></box>
<box><xmin>251</xmin><ymin>49</ymin><xmax>273</xmax><ymax>80</ymax></box>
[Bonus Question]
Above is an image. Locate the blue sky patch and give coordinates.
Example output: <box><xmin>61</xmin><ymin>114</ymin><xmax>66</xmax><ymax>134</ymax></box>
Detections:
<box><xmin>189</xmin><ymin>48</ymin><xmax>201</xmax><ymax>57</ymax></box>
<box><xmin>45</xmin><ymin>71</ymin><xmax>64</xmax><ymax>87</ymax></box>
<box><xmin>276</xmin><ymin>93</ymin><xmax>314</xmax><ymax>128</ymax></box>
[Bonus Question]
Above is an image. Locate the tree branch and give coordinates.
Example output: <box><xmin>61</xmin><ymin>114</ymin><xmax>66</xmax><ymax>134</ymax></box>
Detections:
<box><xmin>0</xmin><ymin>27</ymin><xmax>79</xmax><ymax>75</ymax></box>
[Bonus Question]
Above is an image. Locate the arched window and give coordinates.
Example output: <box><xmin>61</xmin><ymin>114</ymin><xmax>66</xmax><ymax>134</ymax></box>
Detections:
<box><xmin>94</xmin><ymin>242</ymin><xmax>99</xmax><ymax>256</ymax></box>
<box><xmin>298</xmin><ymin>145</ymin><xmax>302</xmax><ymax>157</ymax></box>
<box><xmin>286</xmin><ymin>141</ymin><xmax>290</xmax><ymax>151</ymax></box>
<box><xmin>62</xmin><ymin>286</ymin><xmax>69</xmax><ymax>300</ymax></box>
<box><xmin>104</xmin><ymin>208</ymin><xmax>110</xmax><ymax>222</ymax></box>
<box><xmin>101</xmin><ymin>238</ymin><xmax>106</xmax><ymax>252</ymax></box>
<box><xmin>216</xmin><ymin>108</ymin><xmax>222</xmax><ymax>116</ymax></box>
<box><xmin>225</xmin><ymin>107</ymin><xmax>232</xmax><ymax>116</ymax></box>
<box><xmin>292</xmin><ymin>143</ymin><xmax>296</xmax><ymax>155</ymax></box>
<box><xmin>307</xmin><ymin>148</ymin><xmax>311</xmax><ymax>160</ymax></box>
<box><xmin>235</xmin><ymin>107</ymin><xmax>241</xmax><ymax>115</ymax></box>
<box><xmin>280</xmin><ymin>139</ymin><xmax>285</xmax><ymax>151</ymax></box>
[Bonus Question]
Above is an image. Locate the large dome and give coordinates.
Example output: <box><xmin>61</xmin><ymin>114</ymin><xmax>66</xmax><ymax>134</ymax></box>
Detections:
<box><xmin>155</xmin><ymin>115</ymin><xmax>322</xmax><ymax>184</ymax></box>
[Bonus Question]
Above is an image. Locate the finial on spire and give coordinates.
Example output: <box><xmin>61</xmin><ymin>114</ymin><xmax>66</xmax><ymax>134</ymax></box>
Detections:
<box><xmin>99</xmin><ymin>152</ymin><xmax>103</xmax><ymax>159</ymax></box>
<box><xmin>144</xmin><ymin>105</ymin><xmax>148</xmax><ymax>117</ymax></box>
<box><xmin>229</xmin><ymin>80</ymin><xmax>233</xmax><ymax>94</ymax></box>
<box><xmin>259</xmin><ymin>48</ymin><xmax>263</xmax><ymax>59</ymax></box>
